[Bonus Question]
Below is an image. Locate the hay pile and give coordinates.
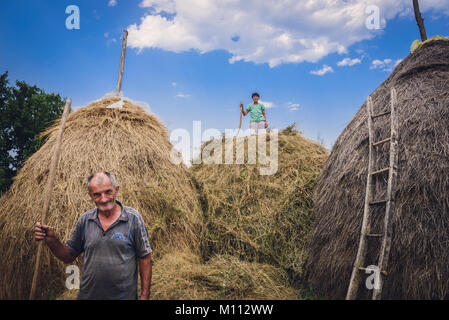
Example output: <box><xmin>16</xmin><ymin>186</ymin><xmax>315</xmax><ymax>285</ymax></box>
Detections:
<box><xmin>0</xmin><ymin>97</ymin><xmax>202</xmax><ymax>299</ymax></box>
<box><xmin>191</xmin><ymin>126</ymin><xmax>329</xmax><ymax>285</ymax></box>
<box><xmin>57</xmin><ymin>249</ymin><xmax>300</xmax><ymax>300</ymax></box>
<box><xmin>150</xmin><ymin>251</ymin><xmax>299</xmax><ymax>299</ymax></box>
<box><xmin>304</xmin><ymin>39</ymin><xmax>449</xmax><ymax>299</ymax></box>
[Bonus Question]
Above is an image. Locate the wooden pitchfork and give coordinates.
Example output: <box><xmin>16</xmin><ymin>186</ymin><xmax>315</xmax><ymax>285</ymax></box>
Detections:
<box><xmin>29</xmin><ymin>98</ymin><xmax>71</xmax><ymax>300</ymax></box>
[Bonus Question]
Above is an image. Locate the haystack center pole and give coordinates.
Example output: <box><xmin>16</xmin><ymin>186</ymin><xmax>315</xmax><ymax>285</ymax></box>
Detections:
<box><xmin>116</xmin><ymin>30</ymin><xmax>128</xmax><ymax>96</ymax></box>
<box><xmin>413</xmin><ymin>0</ymin><xmax>427</xmax><ymax>41</ymax></box>
<box><xmin>29</xmin><ymin>98</ymin><xmax>71</xmax><ymax>300</ymax></box>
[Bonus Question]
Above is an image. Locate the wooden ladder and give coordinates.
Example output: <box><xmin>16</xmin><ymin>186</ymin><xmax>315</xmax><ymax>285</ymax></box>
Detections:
<box><xmin>346</xmin><ymin>87</ymin><xmax>399</xmax><ymax>300</ymax></box>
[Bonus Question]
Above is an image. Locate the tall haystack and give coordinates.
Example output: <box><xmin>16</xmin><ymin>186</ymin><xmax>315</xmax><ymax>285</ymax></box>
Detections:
<box><xmin>191</xmin><ymin>127</ymin><xmax>329</xmax><ymax>285</ymax></box>
<box><xmin>304</xmin><ymin>39</ymin><xmax>449</xmax><ymax>299</ymax></box>
<box><xmin>0</xmin><ymin>97</ymin><xmax>202</xmax><ymax>299</ymax></box>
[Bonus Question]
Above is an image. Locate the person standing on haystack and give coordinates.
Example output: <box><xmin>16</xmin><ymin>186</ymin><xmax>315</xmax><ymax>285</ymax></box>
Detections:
<box><xmin>240</xmin><ymin>92</ymin><xmax>268</xmax><ymax>135</ymax></box>
<box><xmin>34</xmin><ymin>172</ymin><xmax>152</xmax><ymax>300</ymax></box>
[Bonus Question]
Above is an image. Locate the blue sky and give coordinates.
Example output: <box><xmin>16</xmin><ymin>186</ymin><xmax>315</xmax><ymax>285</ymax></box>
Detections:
<box><xmin>1</xmin><ymin>0</ymin><xmax>448</xmax><ymax>150</ymax></box>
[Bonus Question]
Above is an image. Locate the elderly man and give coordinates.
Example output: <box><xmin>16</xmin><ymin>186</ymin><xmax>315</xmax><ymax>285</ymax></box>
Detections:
<box><xmin>34</xmin><ymin>172</ymin><xmax>152</xmax><ymax>300</ymax></box>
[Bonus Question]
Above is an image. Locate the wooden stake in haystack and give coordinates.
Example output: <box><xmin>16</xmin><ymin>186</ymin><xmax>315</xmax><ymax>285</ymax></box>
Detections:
<box><xmin>29</xmin><ymin>99</ymin><xmax>72</xmax><ymax>300</ymax></box>
<box><xmin>116</xmin><ymin>30</ymin><xmax>128</xmax><ymax>96</ymax></box>
<box><xmin>413</xmin><ymin>0</ymin><xmax>427</xmax><ymax>41</ymax></box>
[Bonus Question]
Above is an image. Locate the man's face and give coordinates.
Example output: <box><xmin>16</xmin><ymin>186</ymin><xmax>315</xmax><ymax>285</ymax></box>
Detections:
<box><xmin>88</xmin><ymin>176</ymin><xmax>119</xmax><ymax>212</ymax></box>
<box><xmin>252</xmin><ymin>95</ymin><xmax>259</xmax><ymax>104</ymax></box>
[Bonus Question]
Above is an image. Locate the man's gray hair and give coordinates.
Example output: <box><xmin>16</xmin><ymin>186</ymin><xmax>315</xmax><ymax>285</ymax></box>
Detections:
<box><xmin>86</xmin><ymin>172</ymin><xmax>117</xmax><ymax>191</ymax></box>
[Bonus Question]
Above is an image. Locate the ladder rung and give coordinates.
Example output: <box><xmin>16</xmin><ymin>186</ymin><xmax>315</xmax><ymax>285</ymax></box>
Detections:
<box><xmin>372</xmin><ymin>137</ymin><xmax>391</xmax><ymax>147</ymax></box>
<box><xmin>365</xmin><ymin>233</ymin><xmax>383</xmax><ymax>238</ymax></box>
<box><xmin>371</xmin><ymin>167</ymin><xmax>389</xmax><ymax>176</ymax></box>
<box><xmin>369</xmin><ymin>199</ymin><xmax>387</xmax><ymax>206</ymax></box>
<box><xmin>371</xmin><ymin>111</ymin><xmax>391</xmax><ymax>119</ymax></box>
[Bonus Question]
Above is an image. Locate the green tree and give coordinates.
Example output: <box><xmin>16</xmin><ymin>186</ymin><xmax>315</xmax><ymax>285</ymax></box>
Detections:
<box><xmin>0</xmin><ymin>71</ymin><xmax>66</xmax><ymax>193</ymax></box>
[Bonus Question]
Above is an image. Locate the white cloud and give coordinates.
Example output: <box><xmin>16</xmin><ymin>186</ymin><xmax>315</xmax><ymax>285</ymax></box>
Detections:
<box><xmin>107</xmin><ymin>37</ymin><xmax>117</xmax><ymax>46</ymax></box>
<box><xmin>175</xmin><ymin>93</ymin><xmax>190</xmax><ymax>98</ymax></box>
<box><xmin>139</xmin><ymin>0</ymin><xmax>176</xmax><ymax>13</ymax></box>
<box><xmin>127</xmin><ymin>0</ymin><xmax>449</xmax><ymax>67</ymax></box>
<box><xmin>104</xmin><ymin>32</ymin><xmax>109</xmax><ymax>38</ymax></box>
<box><xmin>259</xmin><ymin>100</ymin><xmax>274</xmax><ymax>109</ymax></box>
<box><xmin>371</xmin><ymin>59</ymin><xmax>387</xmax><ymax>70</ymax></box>
<box><xmin>337</xmin><ymin>57</ymin><xmax>362</xmax><ymax>67</ymax></box>
<box><xmin>287</xmin><ymin>103</ymin><xmax>300</xmax><ymax>111</ymax></box>
<box><xmin>418</xmin><ymin>0</ymin><xmax>449</xmax><ymax>16</ymax></box>
<box><xmin>370</xmin><ymin>58</ymin><xmax>401</xmax><ymax>72</ymax></box>
<box><xmin>108</xmin><ymin>0</ymin><xmax>117</xmax><ymax>7</ymax></box>
<box><xmin>310</xmin><ymin>65</ymin><xmax>334</xmax><ymax>76</ymax></box>
<box><xmin>171</xmin><ymin>82</ymin><xmax>177</xmax><ymax>87</ymax></box>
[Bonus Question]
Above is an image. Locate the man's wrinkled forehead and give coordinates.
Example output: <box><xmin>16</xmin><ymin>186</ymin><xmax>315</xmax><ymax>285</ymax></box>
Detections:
<box><xmin>91</xmin><ymin>173</ymin><xmax>112</xmax><ymax>188</ymax></box>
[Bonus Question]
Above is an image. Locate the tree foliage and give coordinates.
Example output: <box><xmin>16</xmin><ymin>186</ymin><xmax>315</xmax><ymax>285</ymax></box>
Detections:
<box><xmin>0</xmin><ymin>71</ymin><xmax>65</xmax><ymax>193</ymax></box>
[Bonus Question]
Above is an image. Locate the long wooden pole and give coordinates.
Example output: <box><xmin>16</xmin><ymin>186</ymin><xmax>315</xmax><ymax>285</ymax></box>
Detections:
<box><xmin>29</xmin><ymin>98</ymin><xmax>72</xmax><ymax>300</ymax></box>
<box><xmin>116</xmin><ymin>30</ymin><xmax>128</xmax><ymax>96</ymax></box>
<box><xmin>346</xmin><ymin>96</ymin><xmax>374</xmax><ymax>300</ymax></box>
<box><xmin>235</xmin><ymin>107</ymin><xmax>243</xmax><ymax>138</ymax></box>
<box><xmin>413</xmin><ymin>0</ymin><xmax>427</xmax><ymax>41</ymax></box>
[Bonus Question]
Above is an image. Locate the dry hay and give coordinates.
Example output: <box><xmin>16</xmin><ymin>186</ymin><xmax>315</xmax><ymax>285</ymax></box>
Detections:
<box><xmin>304</xmin><ymin>39</ymin><xmax>449</xmax><ymax>299</ymax></box>
<box><xmin>0</xmin><ymin>97</ymin><xmax>202</xmax><ymax>299</ymax></box>
<box><xmin>57</xmin><ymin>249</ymin><xmax>300</xmax><ymax>300</ymax></box>
<box><xmin>191</xmin><ymin>126</ymin><xmax>329</xmax><ymax>286</ymax></box>
<box><xmin>141</xmin><ymin>250</ymin><xmax>300</xmax><ymax>300</ymax></box>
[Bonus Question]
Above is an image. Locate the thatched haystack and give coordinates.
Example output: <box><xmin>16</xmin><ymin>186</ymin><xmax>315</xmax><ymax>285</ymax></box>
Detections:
<box><xmin>0</xmin><ymin>97</ymin><xmax>202</xmax><ymax>299</ymax></box>
<box><xmin>191</xmin><ymin>126</ymin><xmax>328</xmax><ymax>285</ymax></box>
<box><xmin>304</xmin><ymin>39</ymin><xmax>449</xmax><ymax>299</ymax></box>
<box><xmin>57</xmin><ymin>249</ymin><xmax>300</xmax><ymax>300</ymax></box>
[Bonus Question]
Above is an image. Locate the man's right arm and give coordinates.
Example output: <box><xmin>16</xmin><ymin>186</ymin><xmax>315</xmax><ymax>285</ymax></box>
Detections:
<box><xmin>35</xmin><ymin>222</ymin><xmax>76</xmax><ymax>264</ymax></box>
